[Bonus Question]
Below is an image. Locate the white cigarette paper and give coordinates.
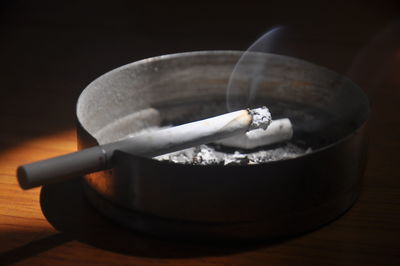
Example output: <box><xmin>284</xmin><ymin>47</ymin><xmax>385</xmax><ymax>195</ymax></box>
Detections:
<box><xmin>214</xmin><ymin>118</ymin><xmax>293</xmax><ymax>149</ymax></box>
<box><xmin>115</xmin><ymin>107</ymin><xmax>272</xmax><ymax>157</ymax></box>
<box><xmin>17</xmin><ymin>107</ymin><xmax>272</xmax><ymax>189</ymax></box>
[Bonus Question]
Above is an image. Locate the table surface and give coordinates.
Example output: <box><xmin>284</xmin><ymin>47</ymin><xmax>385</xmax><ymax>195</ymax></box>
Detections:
<box><xmin>1</xmin><ymin>1</ymin><xmax>400</xmax><ymax>265</ymax></box>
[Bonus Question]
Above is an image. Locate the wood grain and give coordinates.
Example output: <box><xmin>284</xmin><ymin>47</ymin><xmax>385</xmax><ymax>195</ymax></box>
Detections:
<box><xmin>1</xmin><ymin>1</ymin><xmax>399</xmax><ymax>265</ymax></box>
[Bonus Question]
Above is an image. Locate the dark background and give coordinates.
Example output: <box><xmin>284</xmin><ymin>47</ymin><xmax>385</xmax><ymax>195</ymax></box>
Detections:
<box><xmin>1</xmin><ymin>0</ymin><xmax>399</xmax><ymax>141</ymax></box>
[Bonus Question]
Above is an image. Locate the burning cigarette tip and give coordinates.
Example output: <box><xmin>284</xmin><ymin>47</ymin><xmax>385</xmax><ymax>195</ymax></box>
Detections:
<box><xmin>248</xmin><ymin>106</ymin><xmax>272</xmax><ymax>130</ymax></box>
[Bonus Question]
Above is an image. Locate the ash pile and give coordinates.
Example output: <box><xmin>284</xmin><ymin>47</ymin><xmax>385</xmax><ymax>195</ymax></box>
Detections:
<box><xmin>155</xmin><ymin>143</ymin><xmax>311</xmax><ymax>165</ymax></box>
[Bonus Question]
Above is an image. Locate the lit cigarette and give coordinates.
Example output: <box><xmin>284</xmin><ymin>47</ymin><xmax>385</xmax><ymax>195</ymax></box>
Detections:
<box><xmin>17</xmin><ymin>107</ymin><xmax>271</xmax><ymax>189</ymax></box>
<box><xmin>215</xmin><ymin>118</ymin><xmax>293</xmax><ymax>149</ymax></box>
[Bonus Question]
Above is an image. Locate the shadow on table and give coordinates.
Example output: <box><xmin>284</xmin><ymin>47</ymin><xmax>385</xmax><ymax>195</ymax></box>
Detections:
<box><xmin>0</xmin><ymin>178</ymin><xmax>294</xmax><ymax>265</ymax></box>
<box><xmin>0</xmin><ymin>232</ymin><xmax>73</xmax><ymax>265</ymax></box>
<box><xmin>35</xmin><ymin>178</ymin><xmax>289</xmax><ymax>259</ymax></box>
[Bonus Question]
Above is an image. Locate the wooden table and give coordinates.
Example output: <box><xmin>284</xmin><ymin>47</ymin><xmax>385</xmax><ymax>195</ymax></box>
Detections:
<box><xmin>1</xmin><ymin>1</ymin><xmax>399</xmax><ymax>265</ymax></box>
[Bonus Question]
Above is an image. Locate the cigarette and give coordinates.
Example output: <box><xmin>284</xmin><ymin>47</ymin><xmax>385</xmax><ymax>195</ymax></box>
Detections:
<box><xmin>214</xmin><ymin>118</ymin><xmax>293</xmax><ymax>149</ymax></box>
<box><xmin>17</xmin><ymin>107</ymin><xmax>271</xmax><ymax>189</ymax></box>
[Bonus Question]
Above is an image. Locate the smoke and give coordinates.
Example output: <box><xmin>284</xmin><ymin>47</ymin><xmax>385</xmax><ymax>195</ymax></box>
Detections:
<box><xmin>226</xmin><ymin>26</ymin><xmax>287</xmax><ymax>111</ymax></box>
<box><xmin>226</xmin><ymin>22</ymin><xmax>400</xmax><ymax>115</ymax></box>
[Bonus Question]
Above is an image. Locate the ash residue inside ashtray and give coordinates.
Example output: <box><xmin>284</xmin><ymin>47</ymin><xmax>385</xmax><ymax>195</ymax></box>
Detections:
<box><xmin>155</xmin><ymin>143</ymin><xmax>311</xmax><ymax>165</ymax></box>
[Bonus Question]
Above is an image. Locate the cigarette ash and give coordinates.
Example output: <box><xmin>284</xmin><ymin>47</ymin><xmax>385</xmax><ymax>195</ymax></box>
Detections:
<box><xmin>155</xmin><ymin>143</ymin><xmax>311</xmax><ymax>165</ymax></box>
<box><xmin>248</xmin><ymin>106</ymin><xmax>271</xmax><ymax>130</ymax></box>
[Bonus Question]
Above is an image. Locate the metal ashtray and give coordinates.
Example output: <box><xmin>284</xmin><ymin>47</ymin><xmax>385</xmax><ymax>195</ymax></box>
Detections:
<box><xmin>76</xmin><ymin>51</ymin><xmax>369</xmax><ymax>240</ymax></box>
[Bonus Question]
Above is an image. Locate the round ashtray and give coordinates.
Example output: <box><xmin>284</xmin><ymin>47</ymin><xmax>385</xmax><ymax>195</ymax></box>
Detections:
<box><xmin>76</xmin><ymin>51</ymin><xmax>369</xmax><ymax>240</ymax></box>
